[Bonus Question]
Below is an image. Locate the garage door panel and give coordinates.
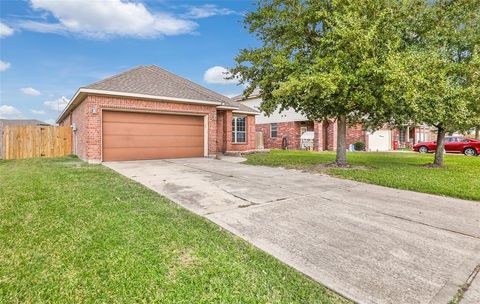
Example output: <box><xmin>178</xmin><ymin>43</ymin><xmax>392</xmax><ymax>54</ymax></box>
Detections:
<box><xmin>103</xmin><ymin>135</ymin><xmax>204</xmax><ymax>148</ymax></box>
<box><xmin>368</xmin><ymin>130</ymin><xmax>391</xmax><ymax>151</ymax></box>
<box><xmin>104</xmin><ymin>147</ymin><xmax>204</xmax><ymax>161</ymax></box>
<box><xmin>103</xmin><ymin>122</ymin><xmax>204</xmax><ymax>136</ymax></box>
<box><xmin>103</xmin><ymin>111</ymin><xmax>203</xmax><ymax>125</ymax></box>
<box><xmin>102</xmin><ymin>111</ymin><xmax>205</xmax><ymax>161</ymax></box>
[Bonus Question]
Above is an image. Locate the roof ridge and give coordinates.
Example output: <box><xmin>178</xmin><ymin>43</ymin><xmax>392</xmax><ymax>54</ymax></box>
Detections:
<box><xmin>84</xmin><ymin>65</ymin><xmax>146</xmax><ymax>88</ymax></box>
<box><xmin>144</xmin><ymin>66</ymin><xmax>215</xmax><ymax>101</ymax></box>
<box><xmin>145</xmin><ymin>65</ymin><xmax>232</xmax><ymax>105</ymax></box>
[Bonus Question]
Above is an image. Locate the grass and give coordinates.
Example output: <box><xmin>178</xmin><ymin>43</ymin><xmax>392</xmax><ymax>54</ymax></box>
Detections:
<box><xmin>0</xmin><ymin>156</ymin><xmax>348</xmax><ymax>304</ymax></box>
<box><xmin>246</xmin><ymin>150</ymin><xmax>480</xmax><ymax>201</ymax></box>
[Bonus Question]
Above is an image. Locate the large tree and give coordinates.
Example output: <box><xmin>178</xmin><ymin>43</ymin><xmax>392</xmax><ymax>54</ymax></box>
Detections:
<box><xmin>384</xmin><ymin>0</ymin><xmax>479</xmax><ymax>166</ymax></box>
<box><xmin>230</xmin><ymin>0</ymin><xmax>420</xmax><ymax>166</ymax></box>
<box><xmin>384</xmin><ymin>50</ymin><xmax>473</xmax><ymax>166</ymax></box>
<box><xmin>467</xmin><ymin>47</ymin><xmax>480</xmax><ymax>139</ymax></box>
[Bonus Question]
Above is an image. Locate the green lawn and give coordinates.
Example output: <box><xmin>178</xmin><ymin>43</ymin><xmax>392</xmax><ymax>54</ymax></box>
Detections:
<box><xmin>246</xmin><ymin>150</ymin><xmax>480</xmax><ymax>201</ymax></box>
<box><xmin>0</xmin><ymin>157</ymin><xmax>347</xmax><ymax>304</ymax></box>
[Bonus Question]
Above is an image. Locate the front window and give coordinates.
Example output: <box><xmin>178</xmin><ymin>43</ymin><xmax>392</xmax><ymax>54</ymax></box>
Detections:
<box><xmin>271</xmin><ymin>123</ymin><xmax>278</xmax><ymax>138</ymax></box>
<box><xmin>399</xmin><ymin>128</ymin><xmax>405</xmax><ymax>143</ymax></box>
<box><xmin>232</xmin><ymin>116</ymin><xmax>246</xmax><ymax>143</ymax></box>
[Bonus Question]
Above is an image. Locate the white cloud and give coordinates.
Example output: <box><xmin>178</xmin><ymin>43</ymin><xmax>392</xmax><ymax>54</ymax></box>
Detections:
<box><xmin>0</xmin><ymin>60</ymin><xmax>11</xmax><ymax>71</ymax></box>
<box><xmin>31</xmin><ymin>109</ymin><xmax>46</xmax><ymax>115</ymax></box>
<box><xmin>21</xmin><ymin>87</ymin><xmax>42</xmax><ymax>96</ymax></box>
<box><xmin>0</xmin><ymin>22</ymin><xmax>14</xmax><ymax>37</ymax></box>
<box><xmin>183</xmin><ymin>4</ymin><xmax>235</xmax><ymax>19</ymax></box>
<box><xmin>203</xmin><ymin>66</ymin><xmax>238</xmax><ymax>85</ymax></box>
<box><xmin>16</xmin><ymin>20</ymin><xmax>66</xmax><ymax>35</ymax></box>
<box><xmin>44</xmin><ymin>96</ymin><xmax>69</xmax><ymax>112</ymax></box>
<box><xmin>0</xmin><ymin>105</ymin><xmax>21</xmax><ymax>115</ymax></box>
<box><xmin>18</xmin><ymin>0</ymin><xmax>197</xmax><ymax>39</ymax></box>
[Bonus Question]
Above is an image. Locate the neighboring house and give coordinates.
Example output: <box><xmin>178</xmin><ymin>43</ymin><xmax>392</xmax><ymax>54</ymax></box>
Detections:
<box><xmin>233</xmin><ymin>89</ymin><xmax>367</xmax><ymax>151</ymax></box>
<box><xmin>234</xmin><ymin>90</ymin><xmax>435</xmax><ymax>151</ymax></box>
<box><xmin>57</xmin><ymin>65</ymin><xmax>258</xmax><ymax>163</ymax></box>
<box><xmin>0</xmin><ymin>119</ymin><xmax>49</xmax><ymax>159</ymax></box>
<box><xmin>392</xmin><ymin>125</ymin><xmax>437</xmax><ymax>149</ymax></box>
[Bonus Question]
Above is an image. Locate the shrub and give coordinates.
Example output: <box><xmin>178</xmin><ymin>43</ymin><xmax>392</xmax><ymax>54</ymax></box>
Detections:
<box><xmin>354</xmin><ymin>141</ymin><xmax>366</xmax><ymax>151</ymax></box>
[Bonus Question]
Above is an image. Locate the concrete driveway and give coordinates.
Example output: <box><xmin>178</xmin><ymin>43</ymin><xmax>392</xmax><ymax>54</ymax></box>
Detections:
<box><xmin>105</xmin><ymin>158</ymin><xmax>480</xmax><ymax>304</ymax></box>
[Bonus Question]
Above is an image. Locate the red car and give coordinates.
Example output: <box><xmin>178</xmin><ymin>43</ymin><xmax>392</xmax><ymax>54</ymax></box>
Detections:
<box><xmin>413</xmin><ymin>136</ymin><xmax>480</xmax><ymax>156</ymax></box>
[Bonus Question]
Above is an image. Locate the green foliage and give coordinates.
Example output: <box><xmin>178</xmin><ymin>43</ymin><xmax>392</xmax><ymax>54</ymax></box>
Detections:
<box><xmin>384</xmin><ymin>0</ymin><xmax>480</xmax><ymax>133</ymax></box>
<box><xmin>232</xmin><ymin>0</ymin><xmax>479</xmax><ymax>165</ymax></box>
<box><xmin>353</xmin><ymin>141</ymin><xmax>366</xmax><ymax>151</ymax></box>
<box><xmin>384</xmin><ymin>49</ymin><xmax>471</xmax><ymax>131</ymax></box>
<box><xmin>231</xmin><ymin>0</ymin><xmax>413</xmax><ymax>128</ymax></box>
<box><xmin>466</xmin><ymin>47</ymin><xmax>480</xmax><ymax>132</ymax></box>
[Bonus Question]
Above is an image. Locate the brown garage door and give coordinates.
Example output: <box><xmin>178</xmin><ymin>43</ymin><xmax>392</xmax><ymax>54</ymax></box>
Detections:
<box><xmin>102</xmin><ymin>111</ymin><xmax>204</xmax><ymax>161</ymax></box>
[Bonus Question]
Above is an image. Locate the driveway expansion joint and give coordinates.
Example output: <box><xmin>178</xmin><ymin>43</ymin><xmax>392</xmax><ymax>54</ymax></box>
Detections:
<box><xmin>375</xmin><ymin>211</ymin><xmax>480</xmax><ymax>240</ymax></box>
<box><xmin>452</xmin><ymin>264</ymin><xmax>480</xmax><ymax>304</ymax></box>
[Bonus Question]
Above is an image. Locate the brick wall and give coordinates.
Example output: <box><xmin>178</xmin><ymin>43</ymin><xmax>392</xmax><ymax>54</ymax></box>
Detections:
<box><xmin>61</xmin><ymin>95</ymin><xmax>217</xmax><ymax>162</ymax></box>
<box><xmin>314</xmin><ymin>121</ymin><xmax>366</xmax><ymax>151</ymax></box>
<box><xmin>256</xmin><ymin>121</ymin><xmax>314</xmax><ymax>150</ymax></box>
<box><xmin>59</xmin><ymin>96</ymin><xmax>88</xmax><ymax>160</ymax></box>
<box><xmin>59</xmin><ymin>94</ymin><xmax>256</xmax><ymax>161</ymax></box>
<box><xmin>346</xmin><ymin>124</ymin><xmax>367</xmax><ymax>147</ymax></box>
<box><xmin>216</xmin><ymin>110</ymin><xmax>225</xmax><ymax>153</ymax></box>
<box><xmin>226</xmin><ymin>113</ymin><xmax>256</xmax><ymax>152</ymax></box>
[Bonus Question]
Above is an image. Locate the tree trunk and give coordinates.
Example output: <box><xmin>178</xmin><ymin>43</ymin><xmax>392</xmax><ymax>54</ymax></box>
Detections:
<box><xmin>335</xmin><ymin>114</ymin><xmax>347</xmax><ymax>166</ymax></box>
<box><xmin>433</xmin><ymin>126</ymin><xmax>446</xmax><ymax>167</ymax></box>
<box><xmin>475</xmin><ymin>127</ymin><xmax>479</xmax><ymax>140</ymax></box>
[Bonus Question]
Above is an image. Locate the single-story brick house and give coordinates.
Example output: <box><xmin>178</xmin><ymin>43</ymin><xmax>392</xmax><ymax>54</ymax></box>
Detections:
<box><xmin>57</xmin><ymin>65</ymin><xmax>258</xmax><ymax>163</ymax></box>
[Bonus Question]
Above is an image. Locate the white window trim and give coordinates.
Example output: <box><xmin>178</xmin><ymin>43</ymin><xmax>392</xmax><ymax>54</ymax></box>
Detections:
<box><xmin>232</xmin><ymin>116</ymin><xmax>247</xmax><ymax>144</ymax></box>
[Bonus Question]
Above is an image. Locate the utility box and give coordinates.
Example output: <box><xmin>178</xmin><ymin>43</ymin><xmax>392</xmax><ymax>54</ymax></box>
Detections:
<box><xmin>300</xmin><ymin>131</ymin><xmax>314</xmax><ymax>150</ymax></box>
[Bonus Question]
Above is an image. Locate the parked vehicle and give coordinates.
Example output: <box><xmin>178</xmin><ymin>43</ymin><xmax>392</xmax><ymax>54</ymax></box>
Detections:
<box><xmin>413</xmin><ymin>136</ymin><xmax>480</xmax><ymax>156</ymax></box>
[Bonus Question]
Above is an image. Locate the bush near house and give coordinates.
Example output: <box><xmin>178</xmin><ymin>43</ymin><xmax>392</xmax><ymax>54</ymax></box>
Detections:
<box><xmin>353</xmin><ymin>142</ymin><xmax>366</xmax><ymax>151</ymax></box>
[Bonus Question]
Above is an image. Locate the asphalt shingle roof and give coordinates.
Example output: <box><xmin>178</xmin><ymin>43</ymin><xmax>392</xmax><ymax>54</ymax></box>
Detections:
<box><xmin>232</xmin><ymin>87</ymin><xmax>261</xmax><ymax>101</ymax></box>
<box><xmin>85</xmin><ymin>65</ymin><xmax>256</xmax><ymax>113</ymax></box>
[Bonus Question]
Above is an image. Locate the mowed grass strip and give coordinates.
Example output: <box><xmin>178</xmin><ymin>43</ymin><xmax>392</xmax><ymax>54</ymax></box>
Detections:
<box><xmin>0</xmin><ymin>157</ymin><xmax>348</xmax><ymax>304</ymax></box>
<box><xmin>246</xmin><ymin>150</ymin><xmax>479</xmax><ymax>201</ymax></box>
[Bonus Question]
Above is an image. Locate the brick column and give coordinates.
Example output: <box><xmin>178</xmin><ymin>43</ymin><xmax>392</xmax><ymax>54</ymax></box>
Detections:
<box><xmin>87</xmin><ymin>96</ymin><xmax>102</xmax><ymax>163</ymax></box>
<box><xmin>331</xmin><ymin>119</ymin><xmax>338</xmax><ymax>151</ymax></box>
<box><xmin>225</xmin><ymin>110</ymin><xmax>233</xmax><ymax>151</ymax></box>
<box><xmin>313</xmin><ymin>121</ymin><xmax>324</xmax><ymax>151</ymax></box>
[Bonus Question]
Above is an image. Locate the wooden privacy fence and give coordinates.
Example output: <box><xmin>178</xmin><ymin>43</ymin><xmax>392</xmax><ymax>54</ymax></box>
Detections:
<box><xmin>2</xmin><ymin>125</ymin><xmax>72</xmax><ymax>160</ymax></box>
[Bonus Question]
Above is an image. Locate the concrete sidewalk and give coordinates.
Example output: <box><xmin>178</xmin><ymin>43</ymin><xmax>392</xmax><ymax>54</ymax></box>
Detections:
<box><xmin>105</xmin><ymin>158</ymin><xmax>480</xmax><ymax>304</ymax></box>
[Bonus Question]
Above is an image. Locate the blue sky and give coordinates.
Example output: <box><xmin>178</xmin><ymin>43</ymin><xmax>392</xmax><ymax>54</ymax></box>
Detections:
<box><xmin>0</xmin><ymin>0</ymin><xmax>257</xmax><ymax>124</ymax></box>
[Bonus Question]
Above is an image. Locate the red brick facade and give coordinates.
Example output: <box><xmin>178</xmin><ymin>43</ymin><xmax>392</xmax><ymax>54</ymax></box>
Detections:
<box><xmin>60</xmin><ymin>94</ymin><xmax>255</xmax><ymax>162</ymax></box>
<box><xmin>256</xmin><ymin>121</ymin><xmax>314</xmax><ymax>150</ymax></box>
<box><xmin>67</xmin><ymin>98</ymin><xmax>89</xmax><ymax>160</ymax></box>
<box><xmin>257</xmin><ymin>120</ymin><xmax>367</xmax><ymax>151</ymax></box>
<box><xmin>220</xmin><ymin>111</ymin><xmax>256</xmax><ymax>153</ymax></box>
<box><xmin>345</xmin><ymin>124</ymin><xmax>368</xmax><ymax>148</ymax></box>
